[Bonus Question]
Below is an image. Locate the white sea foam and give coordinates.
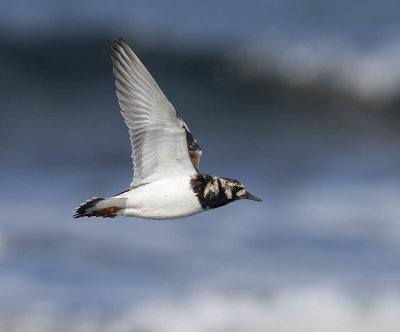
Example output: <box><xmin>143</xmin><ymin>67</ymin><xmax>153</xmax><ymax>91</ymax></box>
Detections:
<box><xmin>231</xmin><ymin>38</ymin><xmax>400</xmax><ymax>102</ymax></box>
<box><xmin>1</xmin><ymin>286</ymin><xmax>400</xmax><ymax>332</ymax></box>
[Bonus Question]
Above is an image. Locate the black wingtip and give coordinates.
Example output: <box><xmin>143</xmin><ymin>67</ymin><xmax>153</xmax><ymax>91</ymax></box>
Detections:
<box><xmin>73</xmin><ymin>197</ymin><xmax>105</xmax><ymax>219</ymax></box>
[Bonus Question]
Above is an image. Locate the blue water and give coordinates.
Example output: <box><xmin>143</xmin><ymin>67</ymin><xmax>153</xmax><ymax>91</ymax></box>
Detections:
<box><xmin>1</xmin><ymin>1</ymin><xmax>400</xmax><ymax>330</ymax></box>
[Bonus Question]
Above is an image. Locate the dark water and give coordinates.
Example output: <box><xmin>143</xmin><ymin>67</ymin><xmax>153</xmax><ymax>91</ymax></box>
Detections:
<box><xmin>1</xmin><ymin>1</ymin><xmax>400</xmax><ymax>329</ymax></box>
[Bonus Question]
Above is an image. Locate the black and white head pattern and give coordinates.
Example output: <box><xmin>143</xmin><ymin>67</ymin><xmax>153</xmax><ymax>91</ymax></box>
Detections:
<box><xmin>190</xmin><ymin>174</ymin><xmax>247</xmax><ymax>210</ymax></box>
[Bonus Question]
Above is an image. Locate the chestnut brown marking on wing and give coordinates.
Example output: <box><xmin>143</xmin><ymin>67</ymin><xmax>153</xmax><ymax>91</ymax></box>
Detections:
<box><xmin>95</xmin><ymin>207</ymin><xmax>123</xmax><ymax>217</ymax></box>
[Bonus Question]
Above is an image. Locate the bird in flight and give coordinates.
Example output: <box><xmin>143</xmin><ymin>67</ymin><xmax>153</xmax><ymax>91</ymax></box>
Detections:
<box><xmin>74</xmin><ymin>38</ymin><xmax>261</xmax><ymax>220</ymax></box>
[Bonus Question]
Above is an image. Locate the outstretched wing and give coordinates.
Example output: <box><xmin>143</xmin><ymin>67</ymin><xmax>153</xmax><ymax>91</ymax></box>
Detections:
<box><xmin>111</xmin><ymin>38</ymin><xmax>201</xmax><ymax>186</ymax></box>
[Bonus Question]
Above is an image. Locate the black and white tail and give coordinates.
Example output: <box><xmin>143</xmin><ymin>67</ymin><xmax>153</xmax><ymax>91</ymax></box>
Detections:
<box><xmin>73</xmin><ymin>197</ymin><xmax>123</xmax><ymax>218</ymax></box>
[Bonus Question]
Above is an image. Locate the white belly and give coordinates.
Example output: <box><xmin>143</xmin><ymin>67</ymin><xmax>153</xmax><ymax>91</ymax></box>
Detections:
<box><xmin>117</xmin><ymin>176</ymin><xmax>203</xmax><ymax>219</ymax></box>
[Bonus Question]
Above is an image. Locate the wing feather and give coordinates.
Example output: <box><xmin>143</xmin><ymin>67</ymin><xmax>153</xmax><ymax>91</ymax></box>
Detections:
<box><xmin>112</xmin><ymin>38</ymin><xmax>202</xmax><ymax>186</ymax></box>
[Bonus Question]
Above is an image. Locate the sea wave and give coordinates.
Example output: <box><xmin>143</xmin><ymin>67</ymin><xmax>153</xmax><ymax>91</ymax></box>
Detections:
<box><xmin>229</xmin><ymin>38</ymin><xmax>400</xmax><ymax>105</ymax></box>
<box><xmin>1</xmin><ymin>35</ymin><xmax>400</xmax><ymax>114</ymax></box>
<box><xmin>1</xmin><ymin>286</ymin><xmax>400</xmax><ymax>332</ymax></box>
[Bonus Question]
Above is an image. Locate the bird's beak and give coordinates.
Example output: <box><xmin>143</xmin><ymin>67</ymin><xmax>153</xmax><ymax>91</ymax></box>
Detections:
<box><xmin>243</xmin><ymin>191</ymin><xmax>262</xmax><ymax>202</ymax></box>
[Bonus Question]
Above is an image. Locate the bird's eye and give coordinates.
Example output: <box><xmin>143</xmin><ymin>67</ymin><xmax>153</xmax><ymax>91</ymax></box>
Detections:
<box><xmin>236</xmin><ymin>188</ymin><xmax>246</xmax><ymax>196</ymax></box>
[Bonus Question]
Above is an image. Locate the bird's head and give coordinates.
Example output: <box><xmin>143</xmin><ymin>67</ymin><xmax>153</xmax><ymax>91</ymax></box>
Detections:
<box><xmin>223</xmin><ymin>179</ymin><xmax>262</xmax><ymax>202</ymax></box>
<box><xmin>191</xmin><ymin>174</ymin><xmax>262</xmax><ymax>210</ymax></box>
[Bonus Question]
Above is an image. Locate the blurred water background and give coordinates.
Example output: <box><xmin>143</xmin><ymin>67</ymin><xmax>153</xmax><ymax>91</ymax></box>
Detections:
<box><xmin>1</xmin><ymin>0</ymin><xmax>400</xmax><ymax>331</ymax></box>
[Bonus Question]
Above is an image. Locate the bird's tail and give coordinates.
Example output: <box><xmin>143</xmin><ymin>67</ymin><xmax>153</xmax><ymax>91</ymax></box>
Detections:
<box><xmin>73</xmin><ymin>197</ymin><xmax>124</xmax><ymax>218</ymax></box>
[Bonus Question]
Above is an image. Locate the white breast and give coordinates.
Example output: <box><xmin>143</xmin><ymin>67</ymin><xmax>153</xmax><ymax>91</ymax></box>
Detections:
<box><xmin>117</xmin><ymin>176</ymin><xmax>203</xmax><ymax>219</ymax></box>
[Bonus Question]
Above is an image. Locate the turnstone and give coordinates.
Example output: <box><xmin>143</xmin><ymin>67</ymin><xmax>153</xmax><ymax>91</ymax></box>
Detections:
<box><xmin>74</xmin><ymin>38</ymin><xmax>261</xmax><ymax>220</ymax></box>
